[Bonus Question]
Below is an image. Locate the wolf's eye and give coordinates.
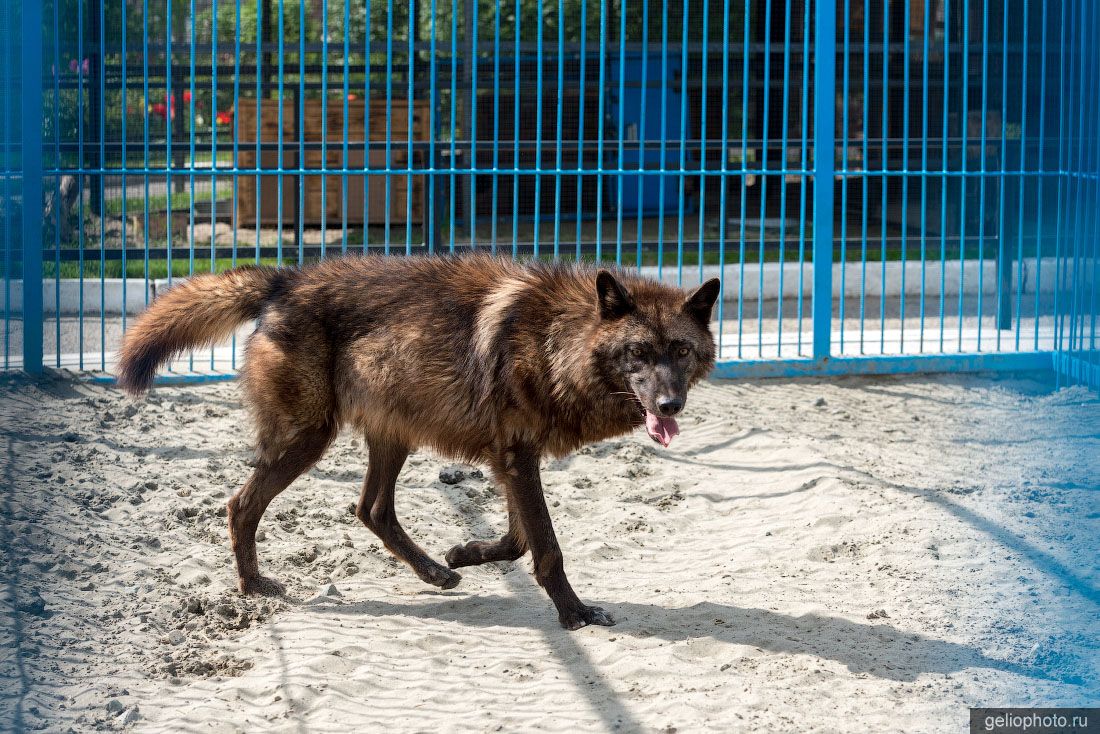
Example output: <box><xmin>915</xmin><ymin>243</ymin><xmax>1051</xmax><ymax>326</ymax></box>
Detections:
<box><xmin>676</xmin><ymin>346</ymin><xmax>691</xmax><ymax>357</ymax></box>
<box><xmin>628</xmin><ymin>344</ymin><xmax>644</xmax><ymax>358</ymax></box>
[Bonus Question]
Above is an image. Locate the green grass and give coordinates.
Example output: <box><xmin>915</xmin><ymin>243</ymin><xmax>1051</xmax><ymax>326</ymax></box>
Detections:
<box><xmin>101</xmin><ymin>188</ymin><xmax>232</xmax><ymax>217</ymax></box>
<box><xmin>41</xmin><ymin>256</ymin><xmax>294</xmax><ymax>280</ymax></box>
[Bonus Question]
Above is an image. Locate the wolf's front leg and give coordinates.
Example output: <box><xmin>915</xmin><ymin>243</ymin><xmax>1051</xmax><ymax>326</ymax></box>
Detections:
<box><xmin>495</xmin><ymin>445</ymin><xmax>615</xmax><ymax>630</ymax></box>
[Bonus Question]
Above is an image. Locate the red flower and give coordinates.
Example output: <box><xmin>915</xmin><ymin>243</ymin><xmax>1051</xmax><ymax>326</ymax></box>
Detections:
<box><xmin>215</xmin><ymin>110</ymin><xmax>232</xmax><ymax>126</ymax></box>
<box><xmin>182</xmin><ymin>90</ymin><xmax>192</xmax><ymax>104</ymax></box>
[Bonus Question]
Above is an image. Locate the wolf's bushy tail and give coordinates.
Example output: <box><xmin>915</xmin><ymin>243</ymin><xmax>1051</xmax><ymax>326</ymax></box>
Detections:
<box><xmin>117</xmin><ymin>266</ymin><xmax>284</xmax><ymax>395</ymax></box>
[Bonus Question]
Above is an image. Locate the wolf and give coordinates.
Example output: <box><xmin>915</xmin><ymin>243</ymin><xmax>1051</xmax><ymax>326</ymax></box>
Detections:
<box><xmin>117</xmin><ymin>254</ymin><xmax>720</xmax><ymax>630</ymax></box>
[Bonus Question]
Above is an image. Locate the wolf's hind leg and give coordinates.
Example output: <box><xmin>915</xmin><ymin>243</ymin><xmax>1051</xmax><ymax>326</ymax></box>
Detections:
<box><xmin>357</xmin><ymin>438</ymin><xmax>461</xmax><ymax>590</ymax></box>
<box><xmin>445</xmin><ymin>500</ymin><xmax>527</xmax><ymax>569</ymax></box>
<box><xmin>228</xmin><ymin>426</ymin><xmax>334</xmax><ymax>596</ymax></box>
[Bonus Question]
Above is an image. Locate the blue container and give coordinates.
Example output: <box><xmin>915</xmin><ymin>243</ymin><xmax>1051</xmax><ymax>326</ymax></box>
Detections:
<box><xmin>608</xmin><ymin>51</ymin><xmax>685</xmax><ymax>215</ymax></box>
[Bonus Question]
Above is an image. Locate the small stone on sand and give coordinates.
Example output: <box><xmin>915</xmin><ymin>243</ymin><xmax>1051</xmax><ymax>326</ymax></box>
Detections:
<box><xmin>439</xmin><ymin>466</ymin><xmax>466</xmax><ymax>484</ymax></box>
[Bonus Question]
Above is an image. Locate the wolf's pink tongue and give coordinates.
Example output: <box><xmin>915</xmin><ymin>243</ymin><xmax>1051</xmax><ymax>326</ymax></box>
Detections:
<box><xmin>645</xmin><ymin>411</ymin><xmax>680</xmax><ymax>448</ymax></box>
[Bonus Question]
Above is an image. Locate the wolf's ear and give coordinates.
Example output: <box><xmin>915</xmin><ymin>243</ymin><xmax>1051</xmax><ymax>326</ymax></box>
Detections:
<box><xmin>596</xmin><ymin>270</ymin><xmax>635</xmax><ymax>319</ymax></box>
<box><xmin>683</xmin><ymin>278</ymin><xmax>721</xmax><ymax>325</ymax></box>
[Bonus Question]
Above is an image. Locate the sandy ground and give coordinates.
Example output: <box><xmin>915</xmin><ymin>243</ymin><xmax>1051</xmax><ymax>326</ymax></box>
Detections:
<box><xmin>0</xmin><ymin>371</ymin><xmax>1097</xmax><ymax>732</ymax></box>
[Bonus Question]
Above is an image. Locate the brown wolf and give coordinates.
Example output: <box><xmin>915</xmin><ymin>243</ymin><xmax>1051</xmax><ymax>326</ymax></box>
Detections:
<box><xmin>118</xmin><ymin>254</ymin><xmax>719</xmax><ymax>630</ymax></box>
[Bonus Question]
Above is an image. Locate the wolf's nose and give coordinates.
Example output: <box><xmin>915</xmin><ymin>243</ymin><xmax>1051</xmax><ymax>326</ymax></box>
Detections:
<box><xmin>656</xmin><ymin>398</ymin><xmax>683</xmax><ymax>416</ymax></box>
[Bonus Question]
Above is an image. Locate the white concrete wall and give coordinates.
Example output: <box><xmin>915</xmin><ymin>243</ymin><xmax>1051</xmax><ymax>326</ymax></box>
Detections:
<box><xmin>639</xmin><ymin>257</ymin><xmax>1062</xmax><ymax>300</ymax></box>
<box><xmin>0</xmin><ymin>257</ymin><xmax>1067</xmax><ymax>314</ymax></box>
<box><xmin>4</xmin><ymin>278</ymin><xmax>151</xmax><ymax>315</ymax></box>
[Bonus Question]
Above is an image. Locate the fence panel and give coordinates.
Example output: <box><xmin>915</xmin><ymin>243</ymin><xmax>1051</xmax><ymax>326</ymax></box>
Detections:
<box><xmin>1</xmin><ymin>0</ymin><xmax>1097</xmax><ymax>385</ymax></box>
<box><xmin>1051</xmin><ymin>0</ymin><xmax>1099</xmax><ymax>390</ymax></box>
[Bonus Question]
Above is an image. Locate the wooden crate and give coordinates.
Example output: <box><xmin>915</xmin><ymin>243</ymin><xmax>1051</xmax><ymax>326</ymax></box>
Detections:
<box><xmin>236</xmin><ymin>98</ymin><xmax>428</xmax><ymax>227</ymax></box>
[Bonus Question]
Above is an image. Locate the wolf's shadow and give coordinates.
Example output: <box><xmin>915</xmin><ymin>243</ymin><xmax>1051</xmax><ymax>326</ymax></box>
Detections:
<box><xmin>329</xmin><ymin>593</ymin><xmax>1039</xmax><ymax>683</ymax></box>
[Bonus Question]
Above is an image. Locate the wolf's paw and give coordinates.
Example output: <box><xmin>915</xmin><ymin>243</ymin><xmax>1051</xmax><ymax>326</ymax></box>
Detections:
<box><xmin>444</xmin><ymin>544</ymin><xmax>472</xmax><ymax>569</ymax></box>
<box><xmin>239</xmin><ymin>575</ymin><xmax>286</xmax><ymax>597</ymax></box>
<box><xmin>420</xmin><ymin>564</ymin><xmax>462</xmax><ymax>590</ymax></box>
<box><xmin>559</xmin><ymin>604</ymin><xmax>615</xmax><ymax>630</ymax></box>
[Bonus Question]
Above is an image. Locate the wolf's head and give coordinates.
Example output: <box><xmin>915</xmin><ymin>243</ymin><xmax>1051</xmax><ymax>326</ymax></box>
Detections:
<box><xmin>591</xmin><ymin>271</ymin><xmax>720</xmax><ymax>447</ymax></box>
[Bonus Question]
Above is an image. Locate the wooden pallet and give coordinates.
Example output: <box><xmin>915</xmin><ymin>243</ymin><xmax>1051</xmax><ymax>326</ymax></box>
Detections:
<box><xmin>235</xmin><ymin>98</ymin><xmax>428</xmax><ymax>227</ymax></box>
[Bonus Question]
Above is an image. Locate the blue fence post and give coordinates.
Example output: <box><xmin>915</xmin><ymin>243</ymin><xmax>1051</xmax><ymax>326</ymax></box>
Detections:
<box><xmin>22</xmin><ymin>0</ymin><xmax>44</xmax><ymax>374</ymax></box>
<box><xmin>812</xmin><ymin>0</ymin><xmax>836</xmax><ymax>362</ymax></box>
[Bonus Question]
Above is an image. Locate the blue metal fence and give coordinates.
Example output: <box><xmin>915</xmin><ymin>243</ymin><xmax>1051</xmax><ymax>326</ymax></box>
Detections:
<box><xmin>1</xmin><ymin>0</ymin><xmax>1097</xmax><ymax>387</ymax></box>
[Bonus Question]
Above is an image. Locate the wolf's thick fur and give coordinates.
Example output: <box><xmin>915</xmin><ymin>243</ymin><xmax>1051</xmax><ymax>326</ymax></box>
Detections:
<box><xmin>118</xmin><ymin>254</ymin><xmax>719</xmax><ymax>629</ymax></box>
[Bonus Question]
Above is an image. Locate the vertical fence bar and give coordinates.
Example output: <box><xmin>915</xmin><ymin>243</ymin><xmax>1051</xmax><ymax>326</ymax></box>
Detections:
<box><xmin>143</xmin><ymin>0</ymin><xmax>151</xmax><ymax>316</ymax></box>
<box><xmin>342</xmin><ymin>0</ymin><xmax>350</xmax><ymax>254</ymax></box>
<box><xmin>796</xmin><ymin>0</ymin><xmax>810</xmax><ymax>355</ymax></box>
<box><xmin>715</xmin><ymin>0</ymin><xmax>731</xmax><ymax>358</ymax></box>
<box><xmin>1052</xmin><ymin>0</ymin><xmax>1066</xmax><ymax>359</ymax></box>
<box><xmin>231</xmin><ymin>0</ymin><xmax>241</xmax><ymax>368</ymax></box>
<box><xmin>1084</xmin><ymin>1</ymin><xmax>1098</xmax><ymax>379</ymax></box>
<box><xmin>99</xmin><ymin>0</ymin><xmax>106</xmax><ymax>371</ymax></box>
<box><xmin>634</xmin><ymin>0</ymin><xmax>648</xmax><ymax>267</ymax></box>
<box><xmin>812</xmin><ymin>0</ymin><xmax>836</xmax><ymax>362</ymax></box>
<box><xmin>976</xmin><ymin>0</ymin><xmax>989</xmax><ymax>351</ymax></box>
<box><xmin>859</xmin><ymin>0</ymin><xmax>868</xmax><ymax>353</ymax></box>
<box><xmin>616</xmin><ymin>0</ymin><xmax>628</xmax><ymax>268</ymax></box>
<box><xmin>122</xmin><ymin>0</ymin><xmax>129</xmax><ymax>340</ymax></box>
<box><xmin>776</xmin><ymin>0</ymin><xmax>792</xmax><ymax>354</ymax></box>
<box><xmin>553</xmin><ymin>0</ymin><xmax>564</xmax><ymax>260</ymax></box>
<box><xmin>364</xmin><ymin>0</ymin><xmax>372</xmax><ymax>254</ymax></box>
<box><xmin>878</xmin><ymin>0</ymin><xmax>888</xmax><ymax>354</ymax></box>
<box><xmin>470</xmin><ymin>0</ymin><xmax>478</xmax><ymax>250</ymax></box>
<box><xmin>957</xmin><ymin>0</ymin><xmax>969</xmax><ymax>353</ymax></box>
<box><xmin>736</xmin><ymin>0</ymin><xmax>749</xmax><ymax>358</ymax></box>
<box><xmin>430</xmin><ymin>0</ymin><xmax>437</xmax><ymax>254</ymax></box>
<box><xmin>899</xmin><ymin>0</ymin><xmax>910</xmax><ymax>353</ymax></box>
<box><xmin>490</xmin><ymin>0</ymin><xmax>500</xmax><ymax>254</ymax></box>
<box><xmin>255</xmin><ymin>0</ymin><xmax>263</xmax><ymax>264</ymax></box>
<box><xmin>1086</xmin><ymin>1</ymin><xmax>1095</xmax><ymax>378</ymax></box>
<box><xmin>1067</xmin><ymin>0</ymin><xmax>1083</xmax><ymax>364</ymax></box>
<box><xmin>78</xmin><ymin>0</ymin><xmax>86</xmax><ymax>369</ymax></box>
<box><xmin>187</xmin><ymin>0</ymin><xmax>197</xmax><ymax>372</ymax></box>
<box><xmin>448</xmin><ymin>0</ymin><xmax>457</xmax><ymax>253</ymax></box>
<box><xmin>510</xmin><ymin>0</ymin><xmax>519</xmax><ymax>259</ymax></box>
<box><xmin>594</xmin><ymin>0</ymin><xmax>608</xmax><ymax>263</ymax></box>
<box><xmin>210</xmin><ymin>0</ymin><xmax>218</xmax><ymax>369</ymax></box>
<box><xmin>1013</xmin><ymin>0</ymin><xmax>1030</xmax><ymax>351</ymax></box>
<box><xmin>658</xmin><ymin>0</ymin><xmax>669</xmax><ymax>279</ymax></box>
<box><xmin>757</xmin><ymin>0</ymin><xmax>772</xmax><ymax>358</ymax></box>
<box><xmin>320</xmin><ymin>0</ymin><xmax>329</xmax><ymax>258</ymax></box>
<box><xmin>939</xmin><ymin>0</ymin><xmax>950</xmax><ymax>352</ymax></box>
<box><xmin>407</xmin><ymin>0</ymin><xmax>415</xmax><ymax>254</ymax></box>
<box><xmin>22</xmin><ymin>0</ymin><xmax>44</xmax><ymax>374</ymax></box>
<box><xmin>51</xmin><ymin>0</ymin><xmax>61</xmax><ymax>368</ymax></box>
<box><xmin>578</xmin><ymin>0</ymin><xmax>589</xmax><ymax>262</ymax></box>
<box><xmin>697</xmin><ymin>0</ymin><xmax>711</xmax><ymax>284</ymax></box>
<box><xmin>533</xmin><ymin>0</ymin><xmax>544</xmax><ymax>258</ymax></box>
<box><xmin>994</xmin><ymin>1</ymin><xmax>1007</xmax><ymax>348</ymax></box>
<box><xmin>1033</xmin><ymin>0</ymin><xmax>1047</xmax><ymax>351</ymax></box>
<box><xmin>277</xmin><ymin>0</ymin><xmax>286</xmax><ymax>264</ymax></box>
<box><xmin>2</xmin><ymin>3</ymin><xmax>10</xmax><ymax>370</ymax></box>
<box><xmin>675</xmin><ymin>0</ymin><xmax>691</xmax><ymax>286</ymax></box>
<box><xmin>839</xmin><ymin>0</ymin><xmax>852</xmax><ymax>354</ymax></box>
